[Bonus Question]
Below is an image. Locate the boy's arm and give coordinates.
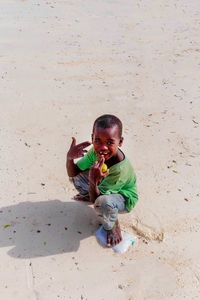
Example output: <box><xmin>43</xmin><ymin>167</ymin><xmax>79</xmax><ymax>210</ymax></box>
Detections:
<box><xmin>88</xmin><ymin>157</ymin><xmax>108</xmax><ymax>203</ymax></box>
<box><xmin>89</xmin><ymin>182</ymin><xmax>101</xmax><ymax>203</ymax></box>
<box><xmin>66</xmin><ymin>137</ymin><xmax>91</xmax><ymax>177</ymax></box>
<box><xmin>66</xmin><ymin>157</ymin><xmax>80</xmax><ymax>177</ymax></box>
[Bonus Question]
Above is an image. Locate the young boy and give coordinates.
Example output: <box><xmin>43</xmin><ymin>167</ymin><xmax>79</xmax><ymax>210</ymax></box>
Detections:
<box><xmin>66</xmin><ymin>114</ymin><xmax>138</xmax><ymax>247</ymax></box>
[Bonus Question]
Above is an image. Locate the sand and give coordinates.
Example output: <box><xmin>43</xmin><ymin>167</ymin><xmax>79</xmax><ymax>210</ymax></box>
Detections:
<box><xmin>0</xmin><ymin>0</ymin><xmax>200</xmax><ymax>299</ymax></box>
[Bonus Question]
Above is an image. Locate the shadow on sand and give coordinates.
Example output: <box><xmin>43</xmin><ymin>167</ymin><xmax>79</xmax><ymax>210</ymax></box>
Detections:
<box><xmin>0</xmin><ymin>199</ymin><xmax>97</xmax><ymax>259</ymax></box>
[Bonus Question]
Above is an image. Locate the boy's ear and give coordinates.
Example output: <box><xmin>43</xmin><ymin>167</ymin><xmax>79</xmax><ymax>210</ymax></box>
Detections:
<box><xmin>119</xmin><ymin>137</ymin><xmax>124</xmax><ymax>146</ymax></box>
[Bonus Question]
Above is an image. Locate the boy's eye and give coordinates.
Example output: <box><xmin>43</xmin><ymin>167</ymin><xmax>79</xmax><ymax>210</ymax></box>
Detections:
<box><xmin>94</xmin><ymin>139</ymin><xmax>114</xmax><ymax>146</ymax></box>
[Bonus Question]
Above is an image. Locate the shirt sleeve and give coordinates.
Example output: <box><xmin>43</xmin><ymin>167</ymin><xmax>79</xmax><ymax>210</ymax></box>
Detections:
<box><xmin>76</xmin><ymin>147</ymin><xmax>97</xmax><ymax>171</ymax></box>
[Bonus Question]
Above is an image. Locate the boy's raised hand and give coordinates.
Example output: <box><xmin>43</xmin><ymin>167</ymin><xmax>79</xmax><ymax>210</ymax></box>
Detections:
<box><xmin>98</xmin><ymin>156</ymin><xmax>109</xmax><ymax>177</ymax></box>
<box><xmin>89</xmin><ymin>156</ymin><xmax>109</xmax><ymax>185</ymax></box>
<box><xmin>67</xmin><ymin>137</ymin><xmax>91</xmax><ymax>160</ymax></box>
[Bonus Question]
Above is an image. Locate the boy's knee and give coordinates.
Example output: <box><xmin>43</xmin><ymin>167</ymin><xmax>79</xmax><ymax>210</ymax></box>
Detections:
<box><xmin>95</xmin><ymin>194</ymin><xmax>108</xmax><ymax>203</ymax></box>
<box><xmin>94</xmin><ymin>195</ymin><xmax>114</xmax><ymax>211</ymax></box>
<box><xmin>71</xmin><ymin>171</ymin><xmax>89</xmax><ymax>195</ymax></box>
<box><xmin>95</xmin><ymin>194</ymin><xmax>126</xmax><ymax>215</ymax></box>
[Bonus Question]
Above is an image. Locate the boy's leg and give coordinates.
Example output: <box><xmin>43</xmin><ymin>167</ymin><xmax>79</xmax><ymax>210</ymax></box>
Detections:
<box><xmin>71</xmin><ymin>171</ymin><xmax>90</xmax><ymax>201</ymax></box>
<box><xmin>94</xmin><ymin>194</ymin><xmax>126</xmax><ymax>246</ymax></box>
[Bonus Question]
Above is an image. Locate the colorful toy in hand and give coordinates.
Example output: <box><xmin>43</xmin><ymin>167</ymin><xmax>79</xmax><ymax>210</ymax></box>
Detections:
<box><xmin>101</xmin><ymin>163</ymin><xmax>108</xmax><ymax>173</ymax></box>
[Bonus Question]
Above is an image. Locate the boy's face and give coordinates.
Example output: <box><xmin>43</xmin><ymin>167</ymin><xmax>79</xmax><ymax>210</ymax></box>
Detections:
<box><xmin>92</xmin><ymin>125</ymin><xmax>123</xmax><ymax>161</ymax></box>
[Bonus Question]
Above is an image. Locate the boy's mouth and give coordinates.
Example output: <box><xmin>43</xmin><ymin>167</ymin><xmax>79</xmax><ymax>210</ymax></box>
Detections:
<box><xmin>98</xmin><ymin>151</ymin><xmax>110</xmax><ymax>159</ymax></box>
<box><xmin>99</xmin><ymin>151</ymin><xmax>108</xmax><ymax>155</ymax></box>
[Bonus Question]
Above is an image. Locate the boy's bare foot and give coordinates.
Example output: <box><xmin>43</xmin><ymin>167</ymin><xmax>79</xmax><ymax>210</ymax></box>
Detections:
<box><xmin>73</xmin><ymin>194</ymin><xmax>90</xmax><ymax>202</ymax></box>
<box><xmin>106</xmin><ymin>220</ymin><xmax>122</xmax><ymax>247</ymax></box>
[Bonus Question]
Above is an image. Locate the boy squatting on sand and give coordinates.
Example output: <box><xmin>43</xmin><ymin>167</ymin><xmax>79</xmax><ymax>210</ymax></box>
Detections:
<box><xmin>66</xmin><ymin>114</ymin><xmax>138</xmax><ymax>247</ymax></box>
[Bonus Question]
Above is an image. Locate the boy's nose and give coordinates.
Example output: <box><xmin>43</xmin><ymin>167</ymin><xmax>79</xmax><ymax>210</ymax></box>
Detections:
<box><xmin>99</xmin><ymin>144</ymin><xmax>108</xmax><ymax>151</ymax></box>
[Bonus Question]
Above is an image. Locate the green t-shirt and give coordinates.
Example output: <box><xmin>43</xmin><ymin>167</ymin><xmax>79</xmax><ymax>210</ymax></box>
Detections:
<box><xmin>76</xmin><ymin>147</ymin><xmax>138</xmax><ymax>211</ymax></box>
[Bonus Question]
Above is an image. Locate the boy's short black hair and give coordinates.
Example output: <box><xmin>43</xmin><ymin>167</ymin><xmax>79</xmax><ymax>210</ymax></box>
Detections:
<box><xmin>93</xmin><ymin>114</ymin><xmax>123</xmax><ymax>137</ymax></box>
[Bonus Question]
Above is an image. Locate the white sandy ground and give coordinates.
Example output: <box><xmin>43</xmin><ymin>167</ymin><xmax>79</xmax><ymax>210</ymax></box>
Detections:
<box><xmin>0</xmin><ymin>0</ymin><xmax>200</xmax><ymax>299</ymax></box>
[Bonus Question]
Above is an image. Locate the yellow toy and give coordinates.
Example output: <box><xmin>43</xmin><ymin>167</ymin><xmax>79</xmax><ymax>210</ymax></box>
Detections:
<box><xmin>101</xmin><ymin>163</ymin><xmax>108</xmax><ymax>173</ymax></box>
